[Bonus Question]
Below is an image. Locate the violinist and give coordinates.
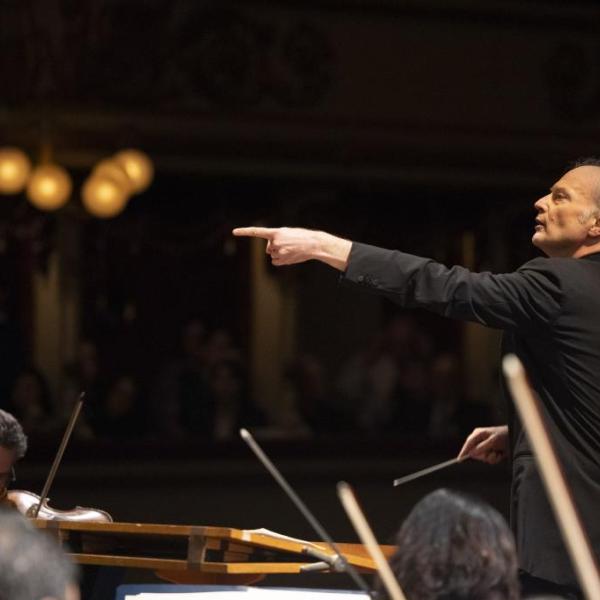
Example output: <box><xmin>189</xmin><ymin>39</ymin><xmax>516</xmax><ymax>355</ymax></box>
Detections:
<box><xmin>0</xmin><ymin>405</ymin><xmax>114</xmax><ymax>597</ymax></box>
<box><xmin>0</xmin><ymin>408</ymin><xmax>27</xmax><ymax>506</ymax></box>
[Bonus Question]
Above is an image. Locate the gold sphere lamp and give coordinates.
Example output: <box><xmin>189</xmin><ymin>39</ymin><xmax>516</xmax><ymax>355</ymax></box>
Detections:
<box><xmin>82</xmin><ymin>174</ymin><xmax>129</xmax><ymax>219</ymax></box>
<box><xmin>26</xmin><ymin>164</ymin><xmax>72</xmax><ymax>211</ymax></box>
<box><xmin>93</xmin><ymin>159</ymin><xmax>134</xmax><ymax>195</ymax></box>
<box><xmin>114</xmin><ymin>149</ymin><xmax>153</xmax><ymax>193</ymax></box>
<box><xmin>0</xmin><ymin>147</ymin><xmax>32</xmax><ymax>194</ymax></box>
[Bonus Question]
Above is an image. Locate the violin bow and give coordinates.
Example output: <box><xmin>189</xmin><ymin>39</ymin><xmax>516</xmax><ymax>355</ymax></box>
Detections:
<box><xmin>33</xmin><ymin>393</ymin><xmax>85</xmax><ymax>518</ymax></box>
<box><xmin>239</xmin><ymin>428</ymin><xmax>373</xmax><ymax>597</ymax></box>
<box><xmin>338</xmin><ymin>481</ymin><xmax>408</xmax><ymax>600</ymax></box>
<box><xmin>502</xmin><ymin>355</ymin><xmax>600</xmax><ymax>600</ymax></box>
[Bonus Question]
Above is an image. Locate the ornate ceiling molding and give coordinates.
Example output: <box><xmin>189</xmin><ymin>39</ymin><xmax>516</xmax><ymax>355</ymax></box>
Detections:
<box><xmin>1</xmin><ymin>1</ymin><xmax>599</xmax><ymax>182</ymax></box>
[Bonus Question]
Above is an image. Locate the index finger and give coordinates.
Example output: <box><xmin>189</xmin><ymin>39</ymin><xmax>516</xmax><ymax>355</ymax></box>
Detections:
<box><xmin>457</xmin><ymin>443</ymin><xmax>474</xmax><ymax>462</ymax></box>
<box><xmin>457</xmin><ymin>431</ymin><xmax>486</xmax><ymax>461</ymax></box>
<box><xmin>232</xmin><ymin>227</ymin><xmax>277</xmax><ymax>239</ymax></box>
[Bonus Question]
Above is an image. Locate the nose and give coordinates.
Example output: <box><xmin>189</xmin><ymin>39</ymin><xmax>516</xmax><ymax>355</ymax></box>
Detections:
<box><xmin>534</xmin><ymin>194</ymin><xmax>549</xmax><ymax>212</ymax></box>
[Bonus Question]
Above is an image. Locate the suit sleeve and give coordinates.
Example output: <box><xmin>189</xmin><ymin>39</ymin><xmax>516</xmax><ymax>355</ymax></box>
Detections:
<box><xmin>340</xmin><ymin>242</ymin><xmax>563</xmax><ymax>332</ymax></box>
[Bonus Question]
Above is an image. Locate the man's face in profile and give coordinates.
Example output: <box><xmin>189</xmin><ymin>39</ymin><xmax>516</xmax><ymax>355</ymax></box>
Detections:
<box><xmin>532</xmin><ymin>166</ymin><xmax>600</xmax><ymax>258</ymax></box>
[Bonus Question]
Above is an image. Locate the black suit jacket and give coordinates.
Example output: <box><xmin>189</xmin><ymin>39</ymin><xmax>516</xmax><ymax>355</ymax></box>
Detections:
<box><xmin>341</xmin><ymin>242</ymin><xmax>600</xmax><ymax>588</ymax></box>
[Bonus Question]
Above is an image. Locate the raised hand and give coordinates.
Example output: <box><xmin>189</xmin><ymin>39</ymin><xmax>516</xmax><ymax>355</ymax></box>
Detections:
<box><xmin>232</xmin><ymin>226</ymin><xmax>352</xmax><ymax>271</ymax></box>
<box><xmin>457</xmin><ymin>425</ymin><xmax>509</xmax><ymax>464</ymax></box>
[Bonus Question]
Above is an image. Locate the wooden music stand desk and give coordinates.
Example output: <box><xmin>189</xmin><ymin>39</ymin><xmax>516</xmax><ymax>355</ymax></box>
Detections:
<box><xmin>33</xmin><ymin>520</ymin><xmax>395</xmax><ymax>585</ymax></box>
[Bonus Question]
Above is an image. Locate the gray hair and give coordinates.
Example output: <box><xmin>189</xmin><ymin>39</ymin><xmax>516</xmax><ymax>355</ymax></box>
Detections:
<box><xmin>0</xmin><ymin>409</ymin><xmax>28</xmax><ymax>459</ymax></box>
<box><xmin>0</xmin><ymin>509</ymin><xmax>78</xmax><ymax>600</ymax></box>
<box><xmin>573</xmin><ymin>157</ymin><xmax>600</xmax><ymax>210</ymax></box>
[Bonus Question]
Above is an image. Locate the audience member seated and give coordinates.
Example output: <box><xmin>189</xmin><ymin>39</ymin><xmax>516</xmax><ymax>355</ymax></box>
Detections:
<box><xmin>204</xmin><ymin>327</ymin><xmax>242</xmax><ymax>369</ymax></box>
<box><xmin>285</xmin><ymin>353</ymin><xmax>352</xmax><ymax>434</ymax></box>
<box><xmin>8</xmin><ymin>366</ymin><xmax>59</xmax><ymax>438</ymax></box>
<box><xmin>0</xmin><ymin>508</ymin><xmax>79</xmax><ymax>600</ymax></box>
<box><xmin>153</xmin><ymin>319</ymin><xmax>254</xmax><ymax>439</ymax></box>
<box><xmin>336</xmin><ymin>329</ymin><xmax>400</xmax><ymax>433</ymax></box>
<box><xmin>378</xmin><ymin>488</ymin><xmax>519</xmax><ymax>600</ymax></box>
<box><xmin>152</xmin><ymin>318</ymin><xmax>211</xmax><ymax>436</ymax></box>
<box><xmin>0</xmin><ymin>283</ymin><xmax>25</xmax><ymax>410</ymax></box>
<box><xmin>427</xmin><ymin>353</ymin><xmax>495</xmax><ymax>440</ymax></box>
<box><xmin>92</xmin><ymin>374</ymin><xmax>147</xmax><ymax>439</ymax></box>
<box><xmin>61</xmin><ymin>339</ymin><xmax>106</xmax><ymax>439</ymax></box>
<box><xmin>210</xmin><ymin>360</ymin><xmax>263</xmax><ymax>440</ymax></box>
<box><xmin>337</xmin><ymin>314</ymin><xmax>434</xmax><ymax>434</ymax></box>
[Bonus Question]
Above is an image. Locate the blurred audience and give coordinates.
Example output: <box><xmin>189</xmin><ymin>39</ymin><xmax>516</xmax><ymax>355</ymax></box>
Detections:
<box><xmin>285</xmin><ymin>353</ymin><xmax>352</xmax><ymax>434</ymax></box>
<box><xmin>0</xmin><ymin>284</ymin><xmax>25</xmax><ymax>411</ymax></box>
<box><xmin>427</xmin><ymin>353</ymin><xmax>494</xmax><ymax>440</ymax></box>
<box><xmin>153</xmin><ymin>319</ymin><xmax>259</xmax><ymax>439</ymax></box>
<box><xmin>3</xmin><ymin>309</ymin><xmax>496</xmax><ymax>443</ymax></box>
<box><xmin>378</xmin><ymin>488</ymin><xmax>519</xmax><ymax>600</ymax></box>
<box><xmin>152</xmin><ymin>318</ymin><xmax>211</xmax><ymax>436</ymax></box>
<box><xmin>7</xmin><ymin>366</ymin><xmax>58</xmax><ymax>437</ymax></box>
<box><xmin>277</xmin><ymin>313</ymin><xmax>492</xmax><ymax>442</ymax></box>
<box><xmin>336</xmin><ymin>314</ymin><xmax>441</xmax><ymax>435</ymax></box>
<box><xmin>91</xmin><ymin>374</ymin><xmax>147</xmax><ymax>439</ymax></box>
<box><xmin>61</xmin><ymin>340</ymin><xmax>106</xmax><ymax>439</ymax></box>
<box><xmin>211</xmin><ymin>360</ymin><xmax>263</xmax><ymax>440</ymax></box>
<box><xmin>205</xmin><ymin>328</ymin><xmax>242</xmax><ymax>369</ymax></box>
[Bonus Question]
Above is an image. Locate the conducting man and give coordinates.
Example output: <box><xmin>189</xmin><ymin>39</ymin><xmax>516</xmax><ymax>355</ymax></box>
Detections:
<box><xmin>234</xmin><ymin>159</ymin><xmax>600</xmax><ymax>599</ymax></box>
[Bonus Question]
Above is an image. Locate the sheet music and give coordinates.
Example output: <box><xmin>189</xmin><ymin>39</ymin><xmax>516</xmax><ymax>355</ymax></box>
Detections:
<box><xmin>125</xmin><ymin>587</ymin><xmax>368</xmax><ymax>600</ymax></box>
<box><xmin>241</xmin><ymin>528</ymin><xmax>325</xmax><ymax>549</ymax></box>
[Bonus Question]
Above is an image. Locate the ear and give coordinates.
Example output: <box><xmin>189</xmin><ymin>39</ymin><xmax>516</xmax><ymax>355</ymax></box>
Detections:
<box><xmin>589</xmin><ymin>214</ymin><xmax>600</xmax><ymax>238</ymax></box>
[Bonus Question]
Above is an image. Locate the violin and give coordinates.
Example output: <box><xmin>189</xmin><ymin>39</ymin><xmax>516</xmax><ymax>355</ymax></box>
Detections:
<box><xmin>7</xmin><ymin>489</ymin><xmax>112</xmax><ymax>522</ymax></box>
<box><xmin>9</xmin><ymin>394</ymin><xmax>113</xmax><ymax>523</ymax></box>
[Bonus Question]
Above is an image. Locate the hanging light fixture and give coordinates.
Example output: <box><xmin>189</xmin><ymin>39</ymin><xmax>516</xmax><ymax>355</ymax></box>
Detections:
<box><xmin>93</xmin><ymin>158</ymin><xmax>134</xmax><ymax>195</ymax></box>
<box><xmin>26</xmin><ymin>164</ymin><xmax>72</xmax><ymax>211</ymax></box>
<box><xmin>1</xmin><ymin>142</ymin><xmax>154</xmax><ymax>217</ymax></box>
<box><xmin>0</xmin><ymin>147</ymin><xmax>32</xmax><ymax>194</ymax></box>
<box><xmin>114</xmin><ymin>149</ymin><xmax>154</xmax><ymax>193</ymax></box>
<box><xmin>81</xmin><ymin>173</ymin><xmax>129</xmax><ymax>219</ymax></box>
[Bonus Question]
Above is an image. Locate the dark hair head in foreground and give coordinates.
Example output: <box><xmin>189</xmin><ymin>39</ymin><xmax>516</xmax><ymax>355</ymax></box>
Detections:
<box><xmin>378</xmin><ymin>488</ymin><xmax>519</xmax><ymax>600</ymax></box>
<box><xmin>0</xmin><ymin>508</ymin><xmax>79</xmax><ymax>600</ymax></box>
<box><xmin>0</xmin><ymin>409</ymin><xmax>27</xmax><ymax>459</ymax></box>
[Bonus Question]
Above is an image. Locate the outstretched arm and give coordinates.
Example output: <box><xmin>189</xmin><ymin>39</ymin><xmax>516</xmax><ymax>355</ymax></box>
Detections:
<box><xmin>234</xmin><ymin>228</ymin><xmax>563</xmax><ymax>333</ymax></box>
<box><xmin>232</xmin><ymin>227</ymin><xmax>353</xmax><ymax>271</ymax></box>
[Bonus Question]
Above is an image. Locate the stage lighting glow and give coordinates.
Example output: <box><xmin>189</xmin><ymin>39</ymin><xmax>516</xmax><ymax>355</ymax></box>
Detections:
<box><xmin>114</xmin><ymin>149</ymin><xmax>153</xmax><ymax>193</ymax></box>
<box><xmin>82</xmin><ymin>174</ymin><xmax>129</xmax><ymax>218</ymax></box>
<box><xmin>0</xmin><ymin>147</ymin><xmax>32</xmax><ymax>194</ymax></box>
<box><xmin>26</xmin><ymin>164</ymin><xmax>72</xmax><ymax>210</ymax></box>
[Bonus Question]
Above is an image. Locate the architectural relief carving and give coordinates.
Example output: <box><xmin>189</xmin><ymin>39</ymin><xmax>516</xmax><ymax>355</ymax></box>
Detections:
<box><xmin>2</xmin><ymin>0</ymin><xmax>600</xmax><ymax>179</ymax></box>
<box><xmin>0</xmin><ymin>2</ymin><xmax>333</xmax><ymax>110</ymax></box>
